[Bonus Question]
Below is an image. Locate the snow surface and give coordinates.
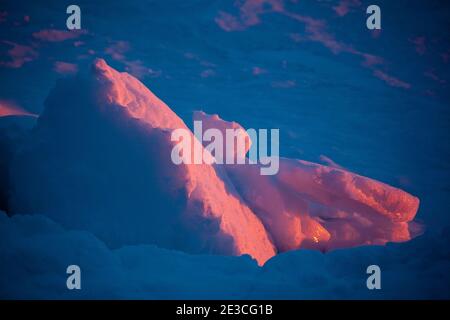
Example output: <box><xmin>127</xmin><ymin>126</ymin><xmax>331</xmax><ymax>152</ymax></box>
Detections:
<box><xmin>1</xmin><ymin>210</ymin><xmax>449</xmax><ymax>299</ymax></box>
<box><xmin>0</xmin><ymin>0</ymin><xmax>449</xmax><ymax>298</ymax></box>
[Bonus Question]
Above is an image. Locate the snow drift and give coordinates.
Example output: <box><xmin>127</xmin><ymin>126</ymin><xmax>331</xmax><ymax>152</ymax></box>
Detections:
<box><xmin>6</xmin><ymin>59</ymin><xmax>420</xmax><ymax>265</ymax></box>
<box><xmin>1</xmin><ymin>210</ymin><xmax>447</xmax><ymax>299</ymax></box>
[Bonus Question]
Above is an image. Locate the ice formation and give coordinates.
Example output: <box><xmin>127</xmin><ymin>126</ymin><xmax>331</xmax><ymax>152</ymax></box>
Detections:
<box><xmin>6</xmin><ymin>59</ymin><xmax>419</xmax><ymax>265</ymax></box>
